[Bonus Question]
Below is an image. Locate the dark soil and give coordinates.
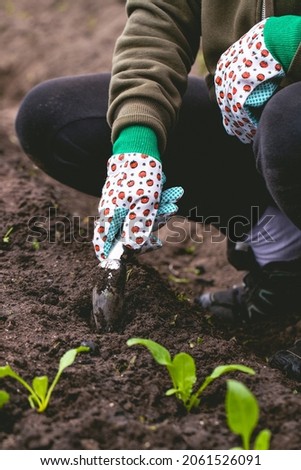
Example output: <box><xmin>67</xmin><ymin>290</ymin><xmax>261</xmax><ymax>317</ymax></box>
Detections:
<box><xmin>1</xmin><ymin>0</ymin><xmax>301</xmax><ymax>450</ymax></box>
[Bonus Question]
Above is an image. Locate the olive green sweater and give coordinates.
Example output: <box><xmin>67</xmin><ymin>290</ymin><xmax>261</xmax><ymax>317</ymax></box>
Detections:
<box><xmin>108</xmin><ymin>0</ymin><xmax>301</xmax><ymax>153</ymax></box>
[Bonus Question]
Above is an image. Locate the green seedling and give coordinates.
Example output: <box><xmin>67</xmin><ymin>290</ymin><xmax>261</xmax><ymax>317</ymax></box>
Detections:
<box><xmin>225</xmin><ymin>379</ymin><xmax>271</xmax><ymax>450</ymax></box>
<box><xmin>0</xmin><ymin>390</ymin><xmax>10</xmax><ymax>408</ymax></box>
<box><xmin>2</xmin><ymin>227</ymin><xmax>14</xmax><ymax>243</ymax></box>
<box><xmin>31</xmin><ymin>239</ymin><xmax>40</xmax><ymax>250</ymax></box>
<box><xmin>127</xmin><ymin>338</ymin><xmax>255</xmax><ymax>411</ymax></box>
<box><xmin>0</xmin><ymin>345</ymin><xmax>89</xmax><ymax>412</ymax></box>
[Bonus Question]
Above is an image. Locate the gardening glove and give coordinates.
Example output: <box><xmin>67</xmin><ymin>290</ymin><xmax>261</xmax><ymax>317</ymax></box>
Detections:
<box><xmin>215</xmin><ymin>15</ymin><xmax>301</xmax><ymax>144</ymax></box>
<box><xmin>269</xmin><ymin>339</ymin><xmax>301</xmax><ymax>381</ymax></box>
<box><xmin>93</xmin><ymin>152</ymin><xmax>184</xmax><ymax>262</ymax></box>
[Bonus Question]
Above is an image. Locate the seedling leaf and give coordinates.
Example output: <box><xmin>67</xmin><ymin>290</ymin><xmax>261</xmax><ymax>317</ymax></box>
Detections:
<box><xmin>187</xmin><ymin>364</ymin><xmax>255</xmax><ymax>411</ymax></box>
<box><xmin>32</xmin><ymin>376</ymin><xmax>48</xmax><ymax>402</ymax></box>
<box><xmin>126</xmin><ymin>338</ymin><xmax>171</xmax><ymax>366</ymax></box>
<box><xmin>58</xmin><ymin>346</ymin><xmax>89</xmax><ymax>373</ymax></box>
<box><xmin>0</xmin><ymin>365</ymin><xmax>15</xmax><ymax>378</ymax></box>
<box><xmin>226</xmin><ymin>379</ymin><xmax>258</xmax><ymax>449</ymax></box>
<box><xmin>167</xmin><ymin>352</ymin><xmax>196</xmax><ymax>405</ymax></box>
<box><xmin>0</xmin><ymin>390</ymin><xmax>10</xmax><ymax>408</ymax></box>
<box><xmin>3</xmin><ymin>227</ymin><xmax>13</xmax><ymax>243</ymax></box>
<box><xmin>254</xmin><ymin>429</ymin><xmax>271</xmax><ymax>450</ymax></box>
<box><xmin>210</xmin><ymin>364</ymin><xmax>255</xmax><ymax>380</ymax></box>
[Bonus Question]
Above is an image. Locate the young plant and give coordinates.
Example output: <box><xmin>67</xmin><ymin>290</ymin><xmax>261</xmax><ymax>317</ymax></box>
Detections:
<box><xmin>127</xmin><ymin>338</ymin><xmax>255</xmax><ymax>411</ymax></box>
<box><xmin>0</xmin><ymin>390</ymin><xmax>10</xmax><ymax>408</ymax></box>
<box><xmin>225</xmin><ymin>379</ymin><xmax>271</xmax><ymax>450</ymax></box>
<box><xmin>2</xmin><ymin>227</ymin><xmax>13</xmax><ymax>244</ymax></box>
<box><xmin>0</xmin><ymin>345</ymin><xmax>89</xmax><ymax>412</ymax></box>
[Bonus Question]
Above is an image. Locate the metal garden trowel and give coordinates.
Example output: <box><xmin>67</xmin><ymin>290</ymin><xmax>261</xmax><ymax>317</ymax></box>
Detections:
<box><xmin>91</xmin><ymin>235</ymin><xmax>162</xmax><ymax>332</ymax></box>
<box><xmin>92</xmin><ymin>240</ymin><xmax>129</xmax><ymax>332</ymax></box>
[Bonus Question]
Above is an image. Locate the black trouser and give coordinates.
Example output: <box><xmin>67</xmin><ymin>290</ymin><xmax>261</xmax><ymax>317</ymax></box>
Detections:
<box><xmin>15</xmin><ymin>73</ymin><xmax>301</xmax><ymax>243</ymax></box>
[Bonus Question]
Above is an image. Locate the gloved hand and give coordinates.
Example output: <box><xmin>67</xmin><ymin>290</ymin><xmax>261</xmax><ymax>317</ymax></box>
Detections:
<box><xmin>93</xmin><ymin>152</ymin><xmax>184</xmax><ymax>261</ymax></box>
<box><xmin>269</xmin><ymin>339</ymin><xmax>301</xmax><ymax>381</ymax></box>
<box><xmin>215</xmin><ymin>15</ymin><xmax>301</xmax><ymax>144</ymax></box>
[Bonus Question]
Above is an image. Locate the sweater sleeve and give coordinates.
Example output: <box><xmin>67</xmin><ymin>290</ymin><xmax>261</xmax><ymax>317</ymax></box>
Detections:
<box><xmin>107</xmin><ymin>0</ymin><xmax>201</xmax><ymax>154</ymax></box>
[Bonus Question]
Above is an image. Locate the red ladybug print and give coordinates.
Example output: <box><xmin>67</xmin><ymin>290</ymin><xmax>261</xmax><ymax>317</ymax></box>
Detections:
<box><xmin>143</xmin><ymin>209</ymin><xmax>150</xmax><ymax>216</ymax></box>
<box><xmin>242</xmin><ymin>71</ymin><xmax>250</xmax><ymax>79</ymax></box>
<box><xmin>145</xmin><ymin>219</ymin><xmax>152</xmax><ymax>227</ymax></box>
<box><xmin>129</xmin><ymin>212</ymin><xmax>136</xmax><ymax>220</ymax></box>
<box><xmin>141</xmin><ymin>196</ymin><xmax>149</xmax><ymax>204</ymax></box>
<box><xmin>118</xmin><ymin>154</ymin><xmax>125</xmax><ymax>161</ymax></box>
<box><xmin>131</xmin><ymin>226</ymin><xmax>139</xmax><ymax>233</ymax></box>
<box><xmin>130</xmin><ymin>203</ymin><xmax>136</xmax><ymax>210</ymax></box>
<box><xmin>149</xmin><ymin>160</ymin><xmax>157</xmax><ymax>168</ymax></box>
<box><xmin>130</xmin><ymin>161</ymin><xmax>138</xmax><ymax>168</ymax></box>
<box><xmin>259</xmin><ymin>61</ymin><xmax>268</xmax><ymax>68</ymax></box>
<box><xmin>243</xmin><ymin>84</ymin><xmax>251</xmax><ymax>92</ymax></box>
<box><xmin>136</xmin><ymin>237</ymin><xmax>144</xmax><ymax>245</ymax></box>
<box><xmin>118</xmin><ymin>191</ymin><xmax>125</xmax><ymax>199</ymax></box>
<box><xmin>111</xmin><ymin>163</ymin><xmax>117</xmax><ymax>172</ymax></box>
<box><xmin>138</xmin><ymin>170</ymin><xmax>147</xmax><ymax>178</ymax></box>
<box><xmin>97</xmin><ymin>226</ymin><xmax>105</xmax><ymax>234</ymax></box>
<box><xmin>215</xmin><ymin>76</ymin><xmax>222</xmax><ymax>86</ymax></box>
<box><xmin>95</xmin><ymin>245</ymin><xmax>100</xmax><ymax>252</ymax></box>
<box><xmin>257</xmin><ymin>73</ymin><xmax>265</xmax><ymax>81</ymax></box>
<box><xmin>136</xmin><ymin>188</ymin><xmax>144</xmax><ymax>196</ymax></box>
<box><xmin>127</xmin><ymin>180</ymin><xmax>135</xmax><ymax>187</ymax></box>
<box><xmin>146</xmin><ymin>179</ymin><xmax>154</xmax><ymax>186</ymax></box>
<box><xmin>104</xmin><ymin>208</ymin><xmax>110</xmax><ymax>216</ymax></box>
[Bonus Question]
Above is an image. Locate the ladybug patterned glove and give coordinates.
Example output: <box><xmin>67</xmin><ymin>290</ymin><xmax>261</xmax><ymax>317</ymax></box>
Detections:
<box><xmin>93</xmin><ymin>153</ymin><xmax>184</xmax><ymax>261</ymax></box>
<box><xmin>215</xmin><ymin>15</ymin><xmax>301</xmax><ymax>144</ymax></box>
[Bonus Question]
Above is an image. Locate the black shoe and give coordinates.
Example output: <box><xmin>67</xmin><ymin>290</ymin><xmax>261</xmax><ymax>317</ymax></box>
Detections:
<box><xmin>269</xmin><ymin>340</ymin><xmax>301</xmax><ymax>381</ymax></box>
<box><xmin>196</xmin><ymin>259</ymin><xmax>301</xmax><ymax>322</ymax></box>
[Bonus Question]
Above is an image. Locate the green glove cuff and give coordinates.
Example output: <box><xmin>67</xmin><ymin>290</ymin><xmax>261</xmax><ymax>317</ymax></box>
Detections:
<box><xmin>265</xmin><ymin>15</ymin><xmax>301</xmax><ymax>72</ymax></box>
<box><xmin>112</xmin><ymin>125</ymin><xmax>161</xmax><ymax>162</ymax></box>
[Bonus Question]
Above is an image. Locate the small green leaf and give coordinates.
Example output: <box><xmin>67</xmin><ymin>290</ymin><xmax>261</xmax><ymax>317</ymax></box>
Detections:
<box><xmin>127</xmin><ymin>338</ymin><xmax>172</xmax><ymax>366</ymax></box>
<box><xmin>167</xmin><ymin>352</ymin><xmax>196</xmax><ymax>405</ymax></box>
<box><xmin>3</xmin><ymin>227</ymin><xmax>14</xmax><ymax>243</ymax></box>
<box><xmin>58</xmin><ymin>345</ymin><xmax>90</xmax><ymax>374</ymax></box>
<box><xmin>165</xmin><ymin>388</ymin><xmax>178</xmax><ymax>396</ymax></box>
<box><xmin>32</xmin><ymin>376</ymin><xmax>49</xmax><ymax>402</ymax></box>
<box><xmin>0</xmin><ymin>365</ymin><xmax>15</xmax><ymax>378</ymax></box>
<box><xmin>254</xmin><ymin>429</ymin><xmax>271</xmax><ymax>450</ymax></box>
<box><xmin>226</xmin><ymin>379</ymin><xmax>259</xmax><ymax>450</ymax></box>
<box><xmin>0</xmin><ymin>390</ymin><xmax>10</xmax><ymax>408</ymax></box>
<box><xmin>210</xmin><ymin>364</ymin><xmax>255</xmax><ymax>380</ymax></box>
<box><xmin>196</xmin><ymin>364</ymin><xmax>255</xmax><ymax>398</ymax></box>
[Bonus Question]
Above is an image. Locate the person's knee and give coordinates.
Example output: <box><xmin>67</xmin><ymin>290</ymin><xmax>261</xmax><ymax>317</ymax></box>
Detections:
<box><xmin>254</xmin><ymin>83</ymin><xmax>301</xmax><ymax>172</ymax></box>
<box><xmin>15</xmin><ymin>78</ymin><xmax>64</xmax><ymax>158</ymax></box>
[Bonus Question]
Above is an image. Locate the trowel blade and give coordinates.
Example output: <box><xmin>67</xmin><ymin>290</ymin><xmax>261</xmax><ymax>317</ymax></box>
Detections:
<box><xmin>92</xmin><ymin>258</ymin><xmax>127</xmax><ymax>332</ymax></box>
